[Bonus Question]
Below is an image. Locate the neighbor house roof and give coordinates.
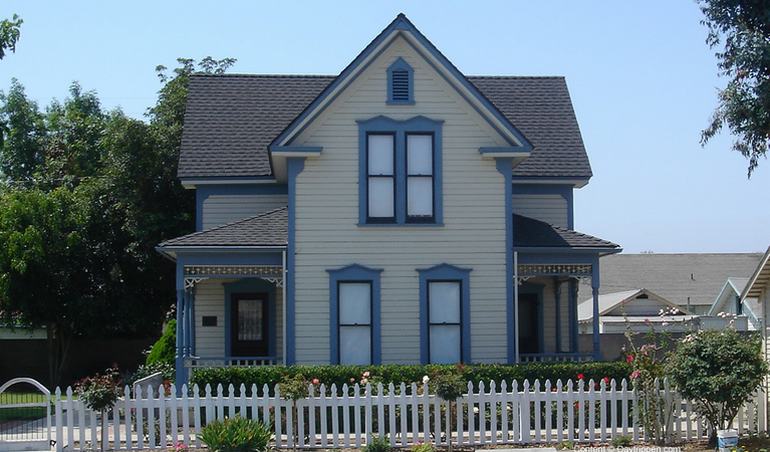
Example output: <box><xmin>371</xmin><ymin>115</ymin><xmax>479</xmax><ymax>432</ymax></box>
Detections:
<box><xmin>577</xmin><ymin>288</ymin><xmax>687</xmax><ymax>321</ymax></box>
<box><xmin>578</xmin><ymin>253</ymin><xmax>764</xmax><ymax>308</ymax></box>
<box><xmin>158</xmin><ymin>207</ymin><xmax>288</xmax><ymax>249</ymax></box>
<box><xmin>513</xmin><ymin>214</ymin><xmax>619</xmax><ymax>250</ymax></box>
<box><xmin>178</xmin><ymin>75</ymin><xmax>592</xmax><ymax>180</ymax></box>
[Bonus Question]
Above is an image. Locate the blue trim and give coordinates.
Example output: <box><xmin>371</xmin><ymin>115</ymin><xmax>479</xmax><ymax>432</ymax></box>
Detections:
<box><xmin>195</xmin><ymin>184</ymin><xmax>289</xmax><ymax>232</ymax></box>
<box><xmin>358</xmin><ymin>115</ymin><xmax>444</xmax><ymax>225</ymax></box>
<box><xmin>554</xmin><ymin>278</ymin><xmax>561</xmax><ymax>352</ymax></box>
<box><xmin>175</xmin><ymin>288</ymin><xmax>188</xmax><ymax>386</ymax></box>
<box><xmin>591</xmin><ymin>255</ymin><xmax>600</xmax><ymax>360</ymax></box>
<box><xmin>569</xmin><ymin>279</ymin><xmax>578</xmax><ymax>353</ymax></box>
<box><xmin>223</xmin><ymin>279</ymin><xmax>278</xmax><ymax>359</ymax></box>
<box><xmin>512</xmin><ymin>184</ymin><xmax>574</xmax><ymax>229</ymax></box>
<box><xmin>327</xmin><ymin>264</ymin><xmax>383</xmax><ymax>364</ymax></box>
<box><xmin>417</xmin><ymin>263</ymin><xmax>472</xmax><ymax>364</ymax></box>
<box><xmin>495</xmin><ymin>159</ymin><xmax>516</xmax><ymax>364</ymax></box>
<box><xmin>386</xmin><ymin>57</ymin><xmax>415</xmax><ymax>105</ymax></box>
<box><xmin>176</xmin><ymin>252</ymin><xmax>282</xmax><ymax>267</ymax></box>
<box><xmin>286</xmin><ymin>157</ymin><xmax>305</xmax><ymax>364</ymax></box>
<box><xmin>268</xmin><ymin>145</ymin><xmax>323</xmax><ymax>154</ymax></box>
<box><xmin>269</xmin><ymin>14</ymin><xmax>533</xmax><ymax>151</ymax></box>
<box><xmin>519</xmin><ymin>282</ymin><xmax>545</xmax><ymax>354</ymax></box>
<box><xmin>479</xmin><ymin>146</ymin><xmax>531</xmax><ymax>154</ymax></box>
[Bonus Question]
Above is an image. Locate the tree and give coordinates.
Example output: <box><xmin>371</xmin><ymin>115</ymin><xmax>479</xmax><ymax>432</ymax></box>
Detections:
<box><xmin>0</xmin><ymin>14</ymin><xmax>22</xmax><ymax>60</ymax></box>
<box><xmin>666</xmin><ymin>329</ymin><xmax>768</xmax><ymax>444</ymax></box>
<box><xmin>0</xmin><ymin>80</ymin><xmax>46</xmax><ymax>182</ymax></box>
<box><xmin>698</xmin><ymin>0</ymin><xmax>770</xmax><ymax>176</ymax></box>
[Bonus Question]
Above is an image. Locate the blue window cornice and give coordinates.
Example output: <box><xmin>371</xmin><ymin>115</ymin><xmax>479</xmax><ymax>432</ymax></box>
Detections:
<box><xmin>357</xmin><ymin>115</ymin><xmax>444</xmax><ymax>226</ymax></box>
<box><xmin>417</xmin><ymin>263</ymin><xmax>472</xmax><ymax>364</ymax></box>
<box><xmin>387</xmin><ymin>57</ymin><xmax>415</xmax><ymax>105</ymax></box>
<box><xmin>327</xmin><ymin>264</ymin><xmax>383</xmax><ymax>364</ymax></box>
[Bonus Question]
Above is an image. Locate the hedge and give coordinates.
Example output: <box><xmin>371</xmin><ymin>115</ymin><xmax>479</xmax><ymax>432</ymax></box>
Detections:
<box><xmin>190</xmin><ymin>361</ymin><xmax>632</xmax><ymax>392</ymax></box>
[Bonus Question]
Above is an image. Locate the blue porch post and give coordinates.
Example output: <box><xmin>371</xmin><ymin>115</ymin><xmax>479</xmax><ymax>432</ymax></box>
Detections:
<box><xmin>174</xmin><ymin>261</ymin><xmax>190</xmax><ymax>387</ymax></box>
<box><xmin>554</xmin><ymin>277</ymin><xmax>562</xmax><ymax>353</ymax></box>
<box><xmin>569</xmin><ymin>279</ymin><xmax>578</xmax><ymax>353</ymax></box>
<box><xmin>591</xmin><ymin>259</ymin><xmax>601</xmax><ymax>360</ymax></box>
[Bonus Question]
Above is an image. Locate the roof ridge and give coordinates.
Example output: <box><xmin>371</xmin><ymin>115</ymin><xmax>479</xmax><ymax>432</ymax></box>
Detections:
<box><xmin>191</xmin><ymin>73</ymin><xmax>336</xmax><ymax>78</ymax></box>
<box><xmin>467</xmin><ymin>75</ymin><xmax>566</xmax><ymax>79</ymax></box>
<box><xmin>161</xmin><ymin>206</ymin><xmax>287</xmax><ymax>246</ymax></box>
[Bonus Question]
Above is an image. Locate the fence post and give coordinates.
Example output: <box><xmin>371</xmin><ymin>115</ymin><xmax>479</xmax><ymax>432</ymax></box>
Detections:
<box><xmin>54</xmin><ymin>387</ymin><xmax>62</xmax><ymax>452</ymax></box>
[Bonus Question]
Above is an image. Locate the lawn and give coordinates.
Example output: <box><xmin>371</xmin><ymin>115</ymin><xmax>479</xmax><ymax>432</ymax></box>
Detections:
<box><xmin>0</xmin><ymin>392</ymin><xmax>48</xmax><ymax>422</ymax></box>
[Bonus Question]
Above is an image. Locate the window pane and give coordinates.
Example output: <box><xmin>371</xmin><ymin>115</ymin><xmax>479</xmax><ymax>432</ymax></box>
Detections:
<box><xmin>237</xmin><ymin>299</ymin><xmax>263</xmax><ymax>341</ymax></box>
<box><xmin>368</xmin><ymin>178</ymin><xmax>394</xmax><ymax>218</ymax></box>
<box><xmin>429</xmin><ymin>281</ymin><xmax>461</xmax><ymax>323</ymax></box>
<box><xmin>340</xmin><ymin>326</ymin><xmax>371</xmax><ymax>364</ymax></box>
<box><xmin>429</xmin><ymin>325</ymin><xmax>461</xmax><ymax>364</ymax></box>
<box><xmin>339</xmin><ymin>282</ymin><xmax>371</xmax><ymax>325</ymax></box>
<box><xmin>368</xmin><ymin>135</ymin><xmax>394</xmax><ymax>175</ymax></box>
<box><xmin>407</xmin><ymin>177</ymin><xmax>433</xmax><ymax>217</ymax></box>
<box><xmin>407</xmin><ymin>135</ymin><xmax>433</xmax><ymax>175</ymax></box>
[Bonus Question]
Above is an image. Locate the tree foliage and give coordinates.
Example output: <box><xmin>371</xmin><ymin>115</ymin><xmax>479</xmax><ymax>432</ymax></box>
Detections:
<box><xmin>0</xmin><ymin>57</ymin><xmax>235</xmax><ymax>385</ymax></box>
<box><xmin>698</xmin><ymin>0</ymin><xmax>770</xmax><ymax>176</ymax></box>
<box><xmin>0</xmin><ymin>14</ymin><xmax>22</xmax><ymax>60</ymax></box>
<box><xmin>666</xmin><ymin>329</ymin><xmax>768</xmax><ymax>441</ymax></box>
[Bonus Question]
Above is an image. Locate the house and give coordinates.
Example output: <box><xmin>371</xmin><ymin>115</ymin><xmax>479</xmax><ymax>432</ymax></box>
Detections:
<box><xmin>708</xmin><ymin>277</ymin><xmax>760</xmax><ymax>330</ymax></box>
<box><xmin>156</xmin><ymin>14</ymin><xmax>622</xmax><ymax>385</ymax></box>
<box><xmin>579</xmin><ymin>253</ymin><xmax>764</xmax><ymax>315</ymax></box>
<box><xmin>741</xmin><ymin>247</ymin><xmax>770</xmax><ymax>354</ymax></box>
<box><xmin>577</xmin><ymin>288</ymin><xmax>695</xmax><ymax>334</ymax></box>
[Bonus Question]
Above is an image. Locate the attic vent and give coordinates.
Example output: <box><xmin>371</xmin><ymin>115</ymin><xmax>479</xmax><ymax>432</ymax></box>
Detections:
<box><xmin>387</xmin><ymin>57</ymin><xmax>414</xmax><ymax>104</ymax></box>
<box><xmin>391</xmin><ymin>70</ymin><xmax>410</xmax><ymax>101</ymax></box>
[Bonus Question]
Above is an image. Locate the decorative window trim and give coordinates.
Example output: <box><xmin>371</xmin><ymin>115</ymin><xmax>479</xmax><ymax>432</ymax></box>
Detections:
<box><xmin>386</xmin><ymin>57</ymin><xmax>415</xmax><ymax>105</ymax></box>
<box><xmin>327</xmin><ymin>264</ymin><xmax>383</xmax><ymax>364</ymax></box>
<box><xmin>417</xmin><ymin>263</ymin><xmax>472</xmax><ymax>364</ymax></box>
<box><xmin>357</xmin><ymin>115</ymin><xmax>443</xmax><ymax>226</ymax></box>
<box><xmin>223</xmin><ymin>279</ymin><xmax>277</xmax><ymax>359</ymax></box>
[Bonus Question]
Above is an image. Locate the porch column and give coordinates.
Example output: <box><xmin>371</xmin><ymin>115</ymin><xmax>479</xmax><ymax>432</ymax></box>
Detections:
<box><xmin>591</xmin><ymin>261</ymin><xmax>601</xmax><ymax>360</ymax></box>
<box><xmin>554</xmin><ymin>277</ymin><xmax>562</xmax><ymax>353</ymax></box>
<box><xmin>175</xmin><ymin>288</ymin><xmax>190</xmax><ymax>386</ymax></box>
<box><xmin>569</xmin><ymin>279</ymin><xmax>578</xmax><ymax>353</ymax></box>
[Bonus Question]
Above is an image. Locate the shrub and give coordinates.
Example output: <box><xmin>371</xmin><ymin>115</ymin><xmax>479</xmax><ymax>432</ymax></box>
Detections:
<box><xmin>190</xmin><ymin>361</ymin><xmax>631</xmax><ymax>393</ymax></box>
<box><xmin>199</xmin><ymin>416</ymin><xmax>272</xmax><ymax>452</ymax></box>
<box><xmin>556</xmin><ymin>440</ymin><xmax>575</xmax><ymax>450</ymax></box>
<box><xmin>666</xmin><ymin>329</ymin><xmax>769</xmax><ymax>444</ymax></box>
<box><xmin>146</xmin><ymin>320</ymin><xmax>176</xmax><ymax>367</ymax></box>
<box><xmin>611</xmin><ymin>435</ymin><xmax>632</xmax><ymax>447</ymax></box>
<box><xmin>410</xmin><ymin>442</ymin><xmax>435</xmax><ymax>452</ymax></box>
<box><xmin>74</xmin><ymin>367</ymin><xmax>121</xmax><ymax>412</ymax></box>
<box><xmin>364</xmin><ymin>435</ymin><xmax>393</xmax><ymax>452</ymax></box>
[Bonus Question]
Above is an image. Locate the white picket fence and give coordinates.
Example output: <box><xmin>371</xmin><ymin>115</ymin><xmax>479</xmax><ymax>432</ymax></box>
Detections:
<box><xmin>51</xmin><ymin>378</ymin><xmax>766</xmax><ymax>451</ymax></box>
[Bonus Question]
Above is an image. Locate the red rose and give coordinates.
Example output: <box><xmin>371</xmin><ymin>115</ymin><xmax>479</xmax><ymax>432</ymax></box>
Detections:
<box><xmin>577</xmin><ymin>373</ymin><xmax>585</xmax><ymax>380</ymax></box>
<box><xmin>602</xmin><ymin>376</ymin><xmax>610</xmax><ymax>385</ymax></box>
<box><xmin>312</xmin><ymin>378</ymin><xmax>320</xmax><ymax>385</ymax></box>
<box><xmin>626</xmin><ymin>354</ymin><xmax>634</xmax><ymax>363</ymax></box>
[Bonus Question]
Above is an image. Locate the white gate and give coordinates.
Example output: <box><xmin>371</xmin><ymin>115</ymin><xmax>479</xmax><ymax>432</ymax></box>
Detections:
<box><xmin>0</xmin><ymin>378</ymin><xmax>52</xmax><ymax>452</ymax></box>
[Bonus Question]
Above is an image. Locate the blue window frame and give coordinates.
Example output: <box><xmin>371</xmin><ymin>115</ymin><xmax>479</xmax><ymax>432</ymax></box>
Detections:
<box><xmin>357</xmin><ymin>115</ymin><xmax>443</xmax><ymax>226</ymax></box>
<box><xmin>387</xmin><ymin>57</ymin><xmax>414</xmax><ymax>105</ymax></box>
<box><xmin>327</xmin><ymin>264</ymin><xmax>383</xmax><ymax>364</ymax></box>
<box><xmin>417</xmin><ymin>263</ymin><xmax>472</xmax><ymax>364</ymax></box>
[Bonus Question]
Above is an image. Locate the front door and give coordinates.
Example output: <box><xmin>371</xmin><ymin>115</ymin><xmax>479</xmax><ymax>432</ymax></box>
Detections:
<box><xmin>231</xmin><ymin>293</ymin><xmax>269</xmax><ymax>357</ymax></box>
<box><xmin>518</xmin><ymin>293</ymin><xmax>541</xmax><ymax>354</ymax></box>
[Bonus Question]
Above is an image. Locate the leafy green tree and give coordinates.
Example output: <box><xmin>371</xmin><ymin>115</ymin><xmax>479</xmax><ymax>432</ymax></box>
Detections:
<box><xmin>698</xmin><ymin>0</ymin><xmax>770</xmax><ymax>176</ymax></box>
<box><xmin>0</xmin><ymin>80</ymin><xmax>46</xmax><ymax>182</ymax></box>
<box><xmin>666</xmin><ymin>329</ymin><xmax>768</xmax><ymax>444</ymax></box>
<box><xmin>0</xmin><ymin>14</ymin><xmax>22</xmax><ymax>60</ymax></box>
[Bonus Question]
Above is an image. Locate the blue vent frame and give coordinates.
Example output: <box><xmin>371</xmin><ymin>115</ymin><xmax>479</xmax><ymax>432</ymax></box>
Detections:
<box><xmin>387</xmin><ymin>57</ymin><xmax>414</xmax><ymax>105</ymax></box>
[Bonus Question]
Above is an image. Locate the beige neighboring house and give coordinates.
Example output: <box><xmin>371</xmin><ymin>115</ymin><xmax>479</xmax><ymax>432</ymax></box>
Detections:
<box><xmin>577</xmin><ymin>288</ymin><xmax>695</xmax><ymax>334</ymax></box>
<box><xmin>708</xmin><ymin>277</ymin><xmax>761</xmax><ymax>330</ymax></box>
<box><xmin>741</xmin><ymin>247</ymin><xmax>770</xmax><ymax>353</ymax></box>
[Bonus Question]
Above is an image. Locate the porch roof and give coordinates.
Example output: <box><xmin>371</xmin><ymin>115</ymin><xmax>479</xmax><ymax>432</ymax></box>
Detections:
<box><xmin>158</xmin><ymin>206</ymin><xmax>288</xmax><ymax>249</ymax></box>
<box><xmin>513</xmin><ymin>214</ymin><xmax>619</xmax><ymax>250</ymax></box>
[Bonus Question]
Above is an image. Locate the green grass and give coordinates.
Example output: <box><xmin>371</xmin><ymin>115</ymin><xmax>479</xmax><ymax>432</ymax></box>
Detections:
<box><xmin>0</xmin><ymin>392</ymin><xmax>48</xmax><ymax>422</ymax></box>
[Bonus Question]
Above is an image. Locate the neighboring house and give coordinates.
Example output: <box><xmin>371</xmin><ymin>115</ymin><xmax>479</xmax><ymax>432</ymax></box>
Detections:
<box><xmin>156</xmin><ymin>14</ymin><xmax>622</xmax><ymax>385</ymax></box>
<box><xmin>579</xmin><ymin>253</ymin><xmax>764</xmax><ymax>315</ymax></box>
<box><xmin>708</xmin><ymin>277</ymin><xmax>760</xmax><ymax>330</ymax></box>
<box><xmin>741</xmin><ymin>248</ymin><xmax>770</xmax><ymax>357</ymax></box>
<box><xmin>577</xmin><ymin>288</ymin><xmax>695</xmax><ymax>334</ymax></box>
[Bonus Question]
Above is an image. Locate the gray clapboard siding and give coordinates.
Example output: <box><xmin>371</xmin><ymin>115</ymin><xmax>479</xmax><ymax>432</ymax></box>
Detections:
<box><xmin>201</xmin><ymin>194</ymin><xmax>288</xmax><ymax>230</ymax></box>
<box><xmin>292</xmin><ymin>36</ymin><xmax>511</xmax><ymax>364</ymax></box>
<box><xmin>512</xmin><ymin>193</ymin><xmax>569</xmax><ymax>228</ymax></box>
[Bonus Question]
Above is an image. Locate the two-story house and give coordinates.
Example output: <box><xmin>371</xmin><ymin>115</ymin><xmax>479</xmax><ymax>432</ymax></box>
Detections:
<box><xmin>156</xmin><ymin>14</ymin><xmax>621</xmax><ymax>385</ymax></box>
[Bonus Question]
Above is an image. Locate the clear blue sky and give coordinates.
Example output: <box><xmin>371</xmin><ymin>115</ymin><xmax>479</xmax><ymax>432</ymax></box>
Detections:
<box><xmin>2</xmin><ymin>1</ymin><xmax>769</xmax><ymax>253</ymax></box>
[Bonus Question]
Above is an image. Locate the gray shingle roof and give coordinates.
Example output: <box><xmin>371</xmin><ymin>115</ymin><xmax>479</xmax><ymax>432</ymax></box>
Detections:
<box><xmin>159</xmin><ymin>207</ymin><xmax>288</xmax><ymax>248</ymax></box>
<box><xmin>178</xmin><ymin>75</ymin><xmax>592</xmax><ymax>179</ymax></box>
<box><xmin>513</xmin><ymin>214</ymin><xmax>619</xmax><ymax>249</ymax></box>
<box><xmin>578</xmin><ymin>253</ymin><xmax>765</xmax><ymax>309</ymax></box>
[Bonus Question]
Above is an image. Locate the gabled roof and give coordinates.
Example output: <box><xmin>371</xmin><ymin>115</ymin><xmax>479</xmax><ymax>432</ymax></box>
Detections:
<box><xmin>158</xmin><ymin>207</ymin><xmax>288</xmax><ymax>249</ymax></box>
<box><xmin>578</xmin><ymin>253</ymin><xmax>764</xmax><ymax>308</ymax></box>
<box><xmin>742</xmin><ymin>246</ymin><xmax>770</xmax><ymax>299</ymax></box>
<box><xmin>270</xmin><ymin>14</ymin><xmax>532</xmax><ymax>152</ymax></box>
<box><xmin>707</xmin><ymin>277</ymin><xmax>750</xmax><ymax>315</ymax></box>
<box><xmin>577</xmin><ymin>288</ymin><xmax>688</xmax><ymax>321</ymax></box>
<box><xmin>513</xmin><ymin>214</ymin><xmax>619</xmax><ymax>250</ymax></box>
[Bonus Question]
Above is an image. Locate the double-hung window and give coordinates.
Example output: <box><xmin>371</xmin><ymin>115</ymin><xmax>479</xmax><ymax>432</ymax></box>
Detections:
<box><xmin>338</xmin><ymin>282</ymin><xmax>372</xmax><ymax>364</ymax></box>
<box><xmin>358</xmin><ymin>116</ymin><xmax>443</xmax><ymax>226</ymax></box>
<box><xmin>406</xmin><ymin>133</ymin><xmax>434</xmax><ymax>222</ymax></box>
<box><xmin>366</xmin><ymin>133</ymin><xmax>396</xmax><ymax>222</ymax></box>
<box><xmin>428</xmin><ymin>280</ymin><xmax>461</xmax><ymax>363</ymax></box>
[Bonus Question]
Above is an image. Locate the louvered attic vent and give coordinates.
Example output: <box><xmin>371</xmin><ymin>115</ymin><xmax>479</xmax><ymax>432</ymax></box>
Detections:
<box><xmin>387</xmin><ymin>57</ymin><xmax>414</xmax><ymax>104</ymax></box>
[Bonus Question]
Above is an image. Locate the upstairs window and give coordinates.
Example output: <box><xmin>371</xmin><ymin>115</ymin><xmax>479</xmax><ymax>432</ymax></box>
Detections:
<box><xmin>366</xmin><ymin>133</ymin><xmax>396</xmax><ymax>222</ymax></box>
<box><xmin>387</xmin><ymin>58</ymin><xmax>414</xmax><ymax>105</ymax></box>
<box><xmin>406</xmin><ymin>133</ymin><xmax>434</xmax><ymax>222</ymax></box>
